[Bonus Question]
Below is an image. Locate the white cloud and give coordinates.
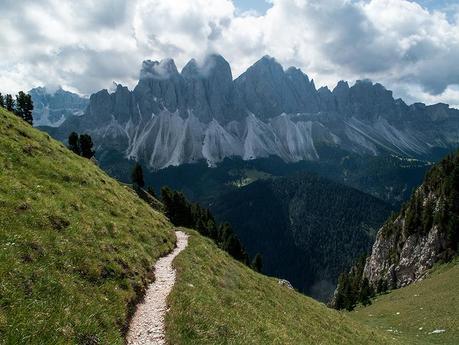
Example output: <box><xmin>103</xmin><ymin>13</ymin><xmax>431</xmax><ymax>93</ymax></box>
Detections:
<box><xmin>0</xmin><ymin>0</ymin><xmax>458</xmax><ymax>107</ymax></box>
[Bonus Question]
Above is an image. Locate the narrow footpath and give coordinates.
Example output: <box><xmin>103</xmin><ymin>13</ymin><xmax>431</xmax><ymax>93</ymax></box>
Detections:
<box><xmin>127</xmin><ymin>230</ymin><xmax>189</xmax><ymax>345</ymax></box>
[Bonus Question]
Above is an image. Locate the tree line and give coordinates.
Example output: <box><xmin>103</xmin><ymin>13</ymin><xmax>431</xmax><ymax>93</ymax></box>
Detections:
<box><xmin>131</xmin><ymin>162</ymin><xmax>262</xmax><ymax>272</ymax></box>
<box><xmin>0</xmin><ymin>91</ymin><xmax>34</xmax><ymax>125</ymax></box>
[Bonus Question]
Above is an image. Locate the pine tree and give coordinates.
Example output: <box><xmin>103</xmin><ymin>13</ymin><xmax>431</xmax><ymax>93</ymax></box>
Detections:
<box><xmin>23</xmin><ymin>93</ymin><xmax>34</xmax><ymax>125</ymax></box>
<box><xmin>0</xmin><ymin>92</ymin><xmax>4</xmax><ymax>108</ymax></box>
<box><xmin>131</xmin><ymin>163</ymin><xmax>145</xmax><ymax>188</ymax></box>
<box><xmin>251</xmin><ymin>253</ymin><xmax>263</xmax><ymax>273</ymax></box>
<box><xmin>359</xmin><ymin>277</ymin><xmax>374</xmax><ymax>306</ymax></box>
<box><xmin>79</xmin><ymin>134</ymin><xmax>95</xmax><ymax>159</ymax></box>
<box><xmin>15</xmin><ymin>92</ymin><xmax>34</xmax><ymax>125</ymax></box>
<box><xmin>68</xmin><ymin>132</ymin><xmax>81</xmax><ymax>155</ymax></box>
<box><xmin>5</xmin><ymin>94</ymin><xmax>14</xmax><ymax>112</ymax></box>
<box><xmin>15</xmin><ymin>91</ymin><xmax>26</xmax><ymax>118</ymax></box>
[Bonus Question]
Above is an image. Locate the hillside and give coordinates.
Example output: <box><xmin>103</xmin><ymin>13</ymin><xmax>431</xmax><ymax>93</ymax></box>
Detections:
<box><xmin>166</xmin><ymin>229</ymin><xmax>399</xmax><ymax>345</ymax></box>
<box><xmin>350</xmin><ymin>261</ymin><xmax>459</xmax><ymax>345</ymax></box>
<box><xmin>364</xmin><ymin>150</ymin><xmax>459</xmax><ymax>289</ymax></box>
<box><xmin>0</xmin><ymin>108</ymin><xmax>175</xmax><ymax>344</ymax></box>
<box><xmin>0</xmin><ymin>106</ymin><xmax>400</xmax><ymax>345</ymax></box>
<box><xmin>211</xmin><ymin>173</ymin><xmax>393</xmax><ymax>300</ymax></box>
<box><xmin>333</xmin><ymin>150</ymin><xmax>458</xmax><ymax>310</ymax></box>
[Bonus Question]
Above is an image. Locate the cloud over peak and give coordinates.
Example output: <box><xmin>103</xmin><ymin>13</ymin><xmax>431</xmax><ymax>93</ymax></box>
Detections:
<box><xmin>1</xmin><ymin>0</ymin><xmax>458</xmax><ymax>107</ymax></box>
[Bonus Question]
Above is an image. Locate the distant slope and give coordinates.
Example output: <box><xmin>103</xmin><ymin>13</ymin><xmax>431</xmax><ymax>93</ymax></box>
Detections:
<box><xmin>350</xmin><ymin>261</ymin><xmax>459</xmax><ymax>345</ymax></box>
<box><xmin>166</xmin><ymin>229</ymin><xmax>399</xmax><ymax>345</ymax></box>
<box><xmin>211</xmin><ymin>173</ymin><xmax>393</xmax><ymax>300</ymax></box>
<box><xmin>140</xmin><ymin>152</ymin><xmax>432</xmax><ymax>207</ymax></box>
<box><xmin>0</xmin><ymin>108</ymin><xmax>175</xmax><ymax>344</ymax></box>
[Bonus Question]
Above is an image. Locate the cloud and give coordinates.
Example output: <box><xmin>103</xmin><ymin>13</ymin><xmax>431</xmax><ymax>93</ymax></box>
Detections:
<box><xmin>0</xmin><ymin>0</ymin><xmax>459</xmax><ymax>107</ymax></box>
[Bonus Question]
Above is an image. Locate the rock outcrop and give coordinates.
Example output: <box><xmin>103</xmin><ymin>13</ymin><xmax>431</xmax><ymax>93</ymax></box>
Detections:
<box><xmin>363</xmin><ymin>152</ymin><xmax>458</xmax><ymax>289</ymax></box>
<box><xmin>333</xmin><ymin>152</ymin><xmax>458</xmax><ymax>309</ymax></box>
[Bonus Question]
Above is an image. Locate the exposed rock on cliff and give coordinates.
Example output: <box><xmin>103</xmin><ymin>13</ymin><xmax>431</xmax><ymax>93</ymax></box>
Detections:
<box><xmin>333</xmin><ymin>151</ymin><xmax>458</xmax><ymax>310</ymax></box>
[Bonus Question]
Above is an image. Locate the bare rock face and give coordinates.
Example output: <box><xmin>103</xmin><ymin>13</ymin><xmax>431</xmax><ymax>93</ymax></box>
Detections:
<box><xmin>30</xmin><ymin>87</ymin><xmax>88</xmax><ymax>127</ymax></box>
<box><xmin>364</xmin><ymin>221</ymin><xmax>449</xmax><ymax>289</ymax></box>
<box><xmin>363</xmin><ymin>157</ymin><xmax>458</xmax><ymax>289</ymax></box>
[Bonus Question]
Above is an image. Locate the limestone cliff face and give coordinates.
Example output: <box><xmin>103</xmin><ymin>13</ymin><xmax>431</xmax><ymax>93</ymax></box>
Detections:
<box><xmin>331</xmin><ymin>152</ymin><xmax>458</xmax><ymax>310</ymax></box>
<box><xmin>363</xmin><ymin>153</ymin><xmax>458</xmax><ymax>289</ymax></box>
<box><xmin>363</xmin><ymin>198</ymin><xmax>450</xmax><ymax>289</ymax></box>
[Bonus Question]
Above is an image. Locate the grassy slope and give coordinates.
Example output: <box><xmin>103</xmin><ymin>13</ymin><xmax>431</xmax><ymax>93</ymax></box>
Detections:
<box><xmin>0</xmin><ymin>108</ymin><xmax>175</xmax><ymax>344</ymax></box>
<box><xmin>350</xmin><ymin>261</ymin><xmax>459</xmax><ymax>345</ymax></box>
<box><xmin>166</xmin><ymin>230</ymin><xmax>399</xmax><ymax>345</ymax></box>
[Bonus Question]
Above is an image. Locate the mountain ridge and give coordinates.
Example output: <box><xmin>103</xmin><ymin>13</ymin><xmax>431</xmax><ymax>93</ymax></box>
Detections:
<box><xmin>41</xmin><ymin>54</ymin><xmax>459</xmax><ymax>170</ymax></box>
<box><xmin>29</xmin><ymin>86</ymin><xmax>88</xmax><ymax>127</ymax></box>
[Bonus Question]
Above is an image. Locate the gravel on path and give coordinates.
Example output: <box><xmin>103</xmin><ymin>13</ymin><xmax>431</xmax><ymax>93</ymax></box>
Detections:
<box><xmin>127</xmin><ymin>230</ymin><xmax>189</xmax><ymax>345</ymax></box>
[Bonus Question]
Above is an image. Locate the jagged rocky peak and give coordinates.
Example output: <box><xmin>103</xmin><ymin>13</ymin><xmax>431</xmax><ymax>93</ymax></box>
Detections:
<box><xmin>140</xmin><ymin>58</ymin><xmax>180</xmax><ymax>80</ymax></box>
<box><xmin>182</xmin><ymin>54</ymin><xmax>233</xmax><ymax>81</ymax></box>
<box><xmin>45</xmin><ymin>54</ymin><xmax>459</xmax><ymax>170</ymax></box>
<box><xmin>30</xmin><ymin>86</ymin><xmax>88</xmax><ymax>127</ymax></box>
<box><xmin>317</xmin><ymin>86</ymin><xmax>336</xmax><ymax>111</ymax></box>
<box><xmin>235</xmin><ymin>55</ymin><xmax>320</xmax><ymax>118</ymax></box>
<box><xmin>181</xmin><ymin>54</ymin><xmax>241</xmax><ymax>123</ymax></box>
<box><xmin>332</xmin><ymin>79</ymin><xmax>400</xmax><ymax>121</ymax></box>
<box><xmin>350</xmin><ymin>80</ymin><xmax>394</xmax><ymax>104</ymax></box>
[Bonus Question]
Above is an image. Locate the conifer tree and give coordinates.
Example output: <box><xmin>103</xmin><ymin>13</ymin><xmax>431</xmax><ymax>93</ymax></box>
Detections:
<box><xmin>147</xmin><ymin>186</ymin><xmax>156</xmax><ymax>198</ymax></box>
<box><xmin>5</xmin><ymin>94</ymin><xmax>14</xmax><ymax>112</ymax></box>
<box><xmin>0</xmin><ymin>93</ymin><xmax>4</xmax><ymax>108</ymax></box>
<box><xmin>23</xmin><ymin>93</ymin><xmax>34</xmax><ymax>125</ymax></box>
<box><xmin>131</xmin><ymin>163</ymin><xmax>145</xmax><ymax>189</ymax></box>
<box><xmin>359</xmin><ymin>277</ymin><xmax>374</xmax><ymax>306</ymax></box>
<box><xmin>79</xmin><ymin>134</ymin><xmax>95</xmax><ymax>159</ymax></box>
<box><xmin>15</xmin><ymin>91</ymin><xmax>33</xmax><ymax>125</ymax></box>
<box><xmin>68</xmin><ymin>132</ymin><xmax>81</xmax><ymax>155</ymax></box>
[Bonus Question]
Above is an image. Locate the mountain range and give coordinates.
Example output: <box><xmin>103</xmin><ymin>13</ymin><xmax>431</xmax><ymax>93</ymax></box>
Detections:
<box><xmin>29</xmin><ymin>86</ymin><xmax>88</xmax><ymax>127</ymax></box>
<box><xmin>42</xmin><ymin>54</ymin><xmax>459</xmax><ymax>170</ymax></box>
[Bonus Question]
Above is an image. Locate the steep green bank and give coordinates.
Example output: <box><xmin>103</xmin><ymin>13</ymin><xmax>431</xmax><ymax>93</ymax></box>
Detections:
<box><xmin>0</xmin><ymin>108</ymin><xmax>175</xmax><ymax>344</ymax></box>
<box><xmin>166</xmin><ymin>229</ymin><xmax>399</xmax><ymax>345</ymax></box>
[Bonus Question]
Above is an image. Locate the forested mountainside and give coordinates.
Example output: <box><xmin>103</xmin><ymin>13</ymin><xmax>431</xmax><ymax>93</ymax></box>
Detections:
<box><xmin>334</xmin><ymin>150</ymin><xmax>459</xmax><ymax>310</ymax></box>
<box><xmin>98</xmin><ymin>149</ymin><xmax>432</xmax><ymax>208</ymax></box>
<box><xmin>210</xmin><ymin>173</ymin><xmax>393</xmax><ymax>301</ymax></box>
<box><xmin>41</xmin><ymin>54</ymin><xmax>459</xmax><ymax>171</ymax></box>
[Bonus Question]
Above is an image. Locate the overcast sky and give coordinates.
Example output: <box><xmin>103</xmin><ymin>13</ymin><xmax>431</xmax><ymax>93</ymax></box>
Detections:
<box><xmin>1</xmin><ymin>0</ymin><xmax>459</xmax><ymax>107</ymax></box>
